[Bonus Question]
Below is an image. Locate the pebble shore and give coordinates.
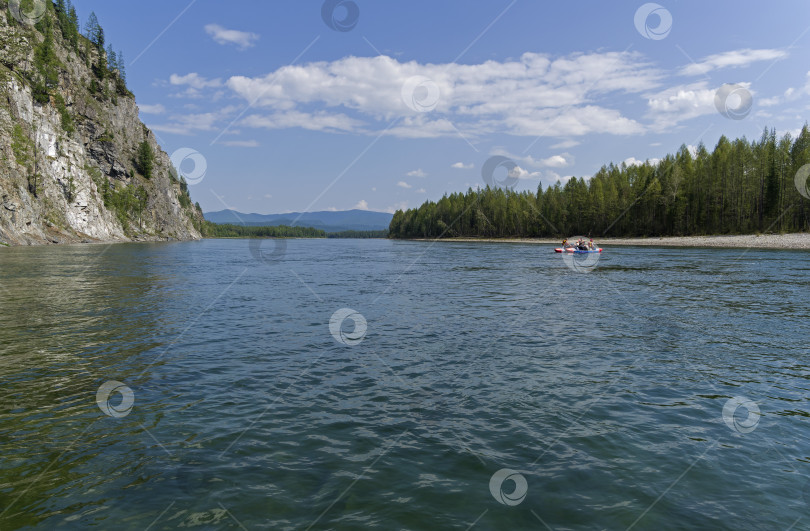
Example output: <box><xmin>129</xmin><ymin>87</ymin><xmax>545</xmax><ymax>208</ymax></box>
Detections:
<box><xmin>416</xmin><ymin>233</ymin><xmax>810</xmax><ymax>249</ymax></box>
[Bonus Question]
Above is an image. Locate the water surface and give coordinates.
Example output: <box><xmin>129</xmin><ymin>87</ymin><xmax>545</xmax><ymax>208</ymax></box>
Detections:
<box><xmin>0</xmin><ymin>239</ymin><xmax>808</xmax><ymax>529</ymax></box>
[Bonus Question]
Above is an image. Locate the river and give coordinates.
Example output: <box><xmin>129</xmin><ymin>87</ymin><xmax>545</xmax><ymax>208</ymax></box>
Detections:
<box><xmin>0</xmin><ymin>239</ymin><xmax>808</xmax><ymax>529</ymax></box>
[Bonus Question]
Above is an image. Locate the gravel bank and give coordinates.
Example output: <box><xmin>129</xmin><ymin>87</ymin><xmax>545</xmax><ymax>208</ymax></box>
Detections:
<box><xmin>413</xmin><ymin>233</ymin><xmax>810</xmax><ymax>249</ymax></box>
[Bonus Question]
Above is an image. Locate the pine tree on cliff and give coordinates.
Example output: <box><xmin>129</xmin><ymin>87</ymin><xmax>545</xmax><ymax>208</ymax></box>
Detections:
<box><xmin>106</xmin><ymin>45</ymin><xmax>117</xmax><ymax>72</ymax></box>
<box><xmin>117</xmin><ymin>51</ymin><xmax>127</xmax><ymax>83</ymax></box>
<box><xmin>67</xmin><ymin>4</ymin><xmax>79</xmax><ymax>47</ymax></box>
<box><xmin>84</xmin><ymin>11</ymin><xmax>98</xmax><ymax>40</ymax></box>
<box><xmin>136</xmin><ymin>141</ymin><xmax>154</xmax><ymax>179</ymax></box>
<box><xmin>85</xmin><ymin>10</ymin><xmax>105</xmax><ymax>51</ymax></box>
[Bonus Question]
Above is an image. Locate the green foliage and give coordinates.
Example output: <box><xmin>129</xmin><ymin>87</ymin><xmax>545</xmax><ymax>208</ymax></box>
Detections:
<box><xmin>11</xmin><ymin>124</ymin><xmax>33</xmax><ymax>169</ymax></box>
<box><xmin>135</xmin><ymin>141</ymin><xmax>154</xmax><ymax>179</ymax></box>
<box><xmin>178</xmin><ymin>190</ymin><xmax>191</xmax><ymax>209</ymax></box>
<box><xmin>200</xmin><ymin>222</ymin><xmax>326</xmax><ymax>238</ymax></box>
<box><xmin>97</xmin><ymin>179</ymin><xmax>148</xmax><ymax>230</ymax></box>
<box><xmin>390</xmin><ymin>126</ymin><xmax>810</xmax><ymax>239</ymax></box>
<box><xmin>33</xmin><ymin>16</ymin><xmax>60</xmax><ymax>100</ymax></box>
<box><xmin>11</xmin><ymin>123</ymin><xmax>40</xmax><ymax>197</ymax></box>
<box><xmin>327</xmin><ymin>230</ymin><xmax>389</xmax><ymax>238</ymax></box>
<box><xmin>84</xmin><ymin>11</ymin><xmax>100</xmax><ymax>46</ymax></box>
<box><xmin>55</xmin><ymin>0</ymin><xmax>80</xmax><ymax>48</ymax></box>
<box><xmin>65</xmin><ymin>173</ymin><xmax>76</xmax><ymax>202</ymax></box>
<box><xmin>116</xmin><ymin>50</ymin><xmax>126</xmax><ymax>83</ymax></box>
<box><xmin>54</xmin><ymin>94</ymin><xmax>74</xmax><ymax>134</ymax></box>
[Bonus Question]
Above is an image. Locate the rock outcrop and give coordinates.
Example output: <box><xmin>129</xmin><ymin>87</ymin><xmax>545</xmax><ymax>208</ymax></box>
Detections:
<box><xmin>0</xmin><ymin>1</ymin><xmax>203</xmax><ymax>246</ymax></box>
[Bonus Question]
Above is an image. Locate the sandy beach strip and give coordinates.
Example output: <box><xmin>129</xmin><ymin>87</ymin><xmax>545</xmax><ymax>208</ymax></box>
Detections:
<box><xmin>410</xmin><ymin>233</ymin><xmax>810</xmax><ymax>250</ymax></box>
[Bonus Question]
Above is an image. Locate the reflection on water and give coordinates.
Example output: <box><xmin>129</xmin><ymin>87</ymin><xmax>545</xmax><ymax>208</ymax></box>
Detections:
<box><xmin>0</xmin><ymin>240</ymin><xmax>808</xmax><ymax>530</ymax></box>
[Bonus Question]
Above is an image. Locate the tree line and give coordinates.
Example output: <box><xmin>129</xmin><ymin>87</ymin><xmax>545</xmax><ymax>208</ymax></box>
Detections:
<box><xmin>200</xmin><ymin>223</ymin><xmax>327</xmax><ymax>239</ymax></box>
<box><xmin>20</xmin><ymin>1</ymin><xmax>130</xmax><ymax>107</ymax></box>
<box><xmin>389</xmin><ymin>127</ymin><xmax>810</xmax><ymax>239</ymax></box>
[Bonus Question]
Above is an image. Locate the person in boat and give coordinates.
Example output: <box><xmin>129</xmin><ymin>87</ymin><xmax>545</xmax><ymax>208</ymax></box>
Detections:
<box><xmin>588</xmin><ymin>238</ymin><xmax>595</xmax><ymax>250</ymax></box>
<box><xmin>577</xmin><ymin>239</ymin><xmax>588</xmax><ymax>251</ymax></box>
<box><xmin>562</xmin><ymin>238</ymin><xmax>568</xmax><ymax>249</ymax></box>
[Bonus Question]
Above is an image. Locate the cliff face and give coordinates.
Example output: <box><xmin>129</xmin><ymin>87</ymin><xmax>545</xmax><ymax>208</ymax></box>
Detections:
<box><xmin>0</xmin><ymin>2</ymin><xmax>203</xmax><ymax>246</ymax></box>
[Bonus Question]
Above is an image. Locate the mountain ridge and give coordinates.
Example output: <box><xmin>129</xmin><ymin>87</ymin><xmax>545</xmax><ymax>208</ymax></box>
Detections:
<box><xmin>204</xmin><ymin>209</ymin><xmax>393</xmax><ymax>233</ymax></box>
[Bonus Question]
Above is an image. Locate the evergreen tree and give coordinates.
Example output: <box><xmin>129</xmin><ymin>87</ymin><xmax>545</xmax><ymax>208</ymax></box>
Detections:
<box><xmin>84</xmin><ymin>11</ymin><xmax>99</xmax><ymax>41</ymax></box>
<box><xmin>67</xmin><ymin>3</ymin><xmax>79</xmax><ymax>37</ymax></box>
<box><xmin>117</xmin><ymin>50</ymin><xmax>126</xmax><ymax>83</ymax></box>
<box><xmin>389</xmin><ymin>127</ymin><xmax>810</xmax><ymax>239</ymax></box>
<box><xmin>106</xmin><ymin>44</ymin><xmax>117</xmax><ymax>71</ymax></box>
<box><xmin>33</xmin><ymin>16</ymin><xmax>59</xmax><ymax>101</ymax></box>
<box><xmin>136</xmin><ymin>141</ymin><xmax>154</xmax><ymax>179</ymax></box>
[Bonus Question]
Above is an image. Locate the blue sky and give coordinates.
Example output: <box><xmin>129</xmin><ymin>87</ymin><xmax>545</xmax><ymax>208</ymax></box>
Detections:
<box><xmin>74</xmin><ymin>0</ymin><xmax>810</xmax><ymax>214</ymax></box>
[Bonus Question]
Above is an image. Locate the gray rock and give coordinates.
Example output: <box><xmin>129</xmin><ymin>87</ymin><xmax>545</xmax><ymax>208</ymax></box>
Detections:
<box><xmin>0</xmin><ymin>11</ymin><xmax>203</xmax><ymax>247</ymax></box>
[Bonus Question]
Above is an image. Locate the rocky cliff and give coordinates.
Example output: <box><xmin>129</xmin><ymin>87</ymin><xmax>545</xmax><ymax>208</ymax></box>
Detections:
<box><xmin>0</xmin><ymin>1</ymin><xmax>203</xmax><ymax>246</ymax></box>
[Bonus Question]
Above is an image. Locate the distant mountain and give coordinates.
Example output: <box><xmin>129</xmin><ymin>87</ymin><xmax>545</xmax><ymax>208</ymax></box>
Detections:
<box><xmin>204</xmin><ymin>209</ymin><xmax>393</xmax><ymax>233</ymax></box>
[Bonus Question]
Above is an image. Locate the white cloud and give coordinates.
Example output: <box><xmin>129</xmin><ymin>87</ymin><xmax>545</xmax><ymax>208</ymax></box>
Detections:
<box><xmin>538</xmin><ymin>154</ymin><xmax>571</xmax><ymax>168</ymax></box>
<box><xmin>385</xmin><ymin>201</ymin><xmax>409</xmax><ymax>214</ymax></box>
<box><xmin>550</xmin><ymin>139</ymin><xmax>580</xmax><ymax>149</ymax></box>
<box><xmin>510</xmin><ymin>165</ymin><xmax>542</xmax><ymax>180</ymax></box>
<box><xmin>406</xmin><ymin>169</ymin><xmax>426</xmax><ymax>177</ymax></box>
<box><xmin>680</xmin><ymin>48</ymin><xmax>788</xmax><ymax>76</ymax></box>
<box><xmin>353</xmin><ymin>200</ymin><xmax>369</xmax><ymax>210</ymax></box>
<box><xmin>242</xmin><ymin>111</ymin><xmax>363</xmax><ymax>133</ymax></box>
<box><xmin>416</xmin><ymin>188</ymin><xmax>426</xmax><ymax>193</ymax></box>
<box><xmin>757</xmin><ymin>73</ymin><xmax>810</xmax><ymax>108</ymax></box>
<box><xmin>205</xmin><ymin>24</ymin><xmax>259</xmax><ymax>50</ymax></box>
<box><xmin>624</xmin><ymin>157</ymin><xmax>661</xmax><ymax>167</ymax></box>
<box><xmin>149</xmin><ymin>106</ymin><xmax>239</xmax><ymax>135</ymax></box>
<box><xmin>397</xmin><ymin>181</ymin><xmax>412</xmax><ymax>189</ymax></box>
<box><xmin>490</xmin><ymin>148</ymin><xmax>574</xmax><ymax>169</ymax></box>
<box><xmin>138</xmin><ymin>103</ymin><xmax>165</xmax><ymax>115</ymax></box>
<box><xmin>263</xmin><ymin>194</ymin><xmax>272</xmax><ymax>199</ymax></box>
<box><xmin>645</xmin><ymin>81</ymin><xmax>727</xmax><ymax>129</ymax></box>
<box><xmin>225</xmin><ymin>51</ymin><xmax>659</xmax><ymax>138</ymax></box>
<box><xmin>170</xmin><ymin>73</ymin><xmax>222</xmax><ymax>90</ymax></box>
<box><xmin>451</xmin><ymin>162</ymin><xmax>473</xmax><ymax>169</ymax></box>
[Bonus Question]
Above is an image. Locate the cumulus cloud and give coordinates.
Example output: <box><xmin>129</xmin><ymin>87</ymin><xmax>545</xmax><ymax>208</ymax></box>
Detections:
<box><xmin>227</xmin><ymin>52</ymin><xmax>658</xmax><ymax>138</ymax></box>
<box><xmin>138</xmin><ymin>104</ymin><xmax>165</xmax><ymax>115</ymax></box>
<box><xmin>451</xmin><ymin>162</ymin><xmax>473</xmax><ymax>169</ymax></box>
<box><xmin>416</xmin><ymin>188</ymin><xmax>426</xmax><ymax>193</ymax></box>
<box><xmin>645</xmin><ymin>81</ymin><xmax>728</xmax><ymax>129</ymax></box>
<box><xmin>205</xmin><ymin>24</ymin><xmax>259</xmax><ymax>50</ymax></box>
<box><xmin>170</xmin><ymin>73</ymin><xmax>222</xmax><ymax>90</ymax></box>
<box><xmin>755</xmin><ymin>72</ymin><xmax>810</xmax><ymax>108</ymax></box>
<box><xmin>624</xmin><ymin>157</ymin><xmax>661</xmax><ymax>167</ymax></box>
<box><xmin>490</xmin><ymin>148</ymin><xmax>574</xmax><ymax>170</ymax></box>
<box><xmin>680</xmin><ymin>48</ymin><xmax>788</xmax><ymax>76</ymax></box>
<box><xmin>385</xmin><ymin>201</ymin><xmax>409</xmax><ymax>214</ymax></box>
<box><xmin>406</xmin><ymin>169</ymin><xmax>426</xmax><ymax>177</ymax></box>
<box><xmin>149</xmin><ymin>106</ymin><xmax>239</xmax><ymax>135</ymax></box>
<box><xmin>353</xmin><ymin>200</ymin><xmax>369</xmax><ymax>210</ymax></box>
<box><xmin>397</xmin><ymin>181</ymin><xmax>412</xmax><ymax>189</ymax></box>
<box><xmin>550</xmin><ymin>139</ymin><xmax>580</xmax><ymax>149</ymax></box>
<box><xmin>510</xmin><ymin>165</ymin><xmax>542</xmax><ymax>180</ymax></box>
<box><xmin>242</xmin><ymin>111</ymin><xmax>364</xmax><ymax>133</ymax></box>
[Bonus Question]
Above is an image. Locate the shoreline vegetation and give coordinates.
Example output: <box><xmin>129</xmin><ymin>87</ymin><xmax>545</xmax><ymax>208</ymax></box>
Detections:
<box><xmin>408</xmin><ymin>233</ymin><xmax>810</xmax><ymax>250</ymax></box>
<box><xmin>389</xmin><ymin>127</ymin><xmax>810</xmax><ymax>240</ymax></box>
<box><xmin>199</xmin><ymin>222</ymin><xmax>388</xmax><ymax>239</ymax></box>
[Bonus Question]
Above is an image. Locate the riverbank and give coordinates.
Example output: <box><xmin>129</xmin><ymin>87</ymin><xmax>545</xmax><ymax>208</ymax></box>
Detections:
<box><xmin>410</xmin><ymin>233</ymin><xmax>810</xmax><ymax>249</ymax></box>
